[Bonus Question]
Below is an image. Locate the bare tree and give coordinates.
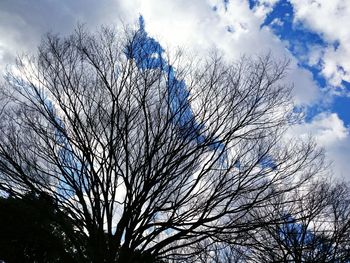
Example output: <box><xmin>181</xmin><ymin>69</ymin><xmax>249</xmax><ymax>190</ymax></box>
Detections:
<box><xmin>0</xmin><ymin>24</ymin><xmax>325</xmax><ymax>262</ymax></box>
<box><xmin>214</xmin><ymin>181</ymin><xmax>350</xmax><ymax>263</ymax></box>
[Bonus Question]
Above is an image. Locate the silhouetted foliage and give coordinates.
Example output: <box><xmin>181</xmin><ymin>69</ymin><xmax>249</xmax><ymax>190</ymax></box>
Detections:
<box><xmin>0</xmin><ymin>193</ymin><xmax>81</xmax><ymax>262</ymax></box>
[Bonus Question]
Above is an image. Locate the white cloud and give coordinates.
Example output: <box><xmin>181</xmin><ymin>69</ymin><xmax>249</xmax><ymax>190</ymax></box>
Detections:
<box><xmin>0</xmin><ymin>0</ymin><xmax>321</xmax><ymax>105</ymax></box>
<box><xmin>285</xmin><ymin>64</ymin><xmax>320</xmax><ymax>104</ymax></box>
<box><xmin>0</xmin><ymin>0</ymin><xmax>123</xmax><ymax>73</ymax></box>
<box><xmin>249</xmin><ymin>0</ymin><xmax>280</xmax><ymax>19</ymax></box>
<box><xmin>114</xmin><ymin>0</ymin><xmax>347</xmax><ymax>179</ymax></box>
<box><xmin>3</xmin><ymin>0</ymin><xmax>348</xmax><ymax>179</ymax></box>
<box><xmin>290</xmin><ymin>0</ymin><xmax>350</xmax><ymax>87</ymax></box>
<box><xmin>116</xmin><ymin>0</ymin><xmax>320</xmax><ymax>104</ymax></box>
<box><xmin>290</xmin><ymin>112</ymin><xmax>350</xmax><ymax>180</ymax></box>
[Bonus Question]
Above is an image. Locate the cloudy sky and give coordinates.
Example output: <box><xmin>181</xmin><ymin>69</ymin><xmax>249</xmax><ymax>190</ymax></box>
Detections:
<box><xmin>0</xmin><ymin>0</ymin><xmax>349</xmax><ymax>179</ymax></box>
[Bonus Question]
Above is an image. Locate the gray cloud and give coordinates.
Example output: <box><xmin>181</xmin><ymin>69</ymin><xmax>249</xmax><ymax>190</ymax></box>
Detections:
<box><xmin>0</xmin><ymin>0</ymin><xmax>123</xmax><ymax>72</ymax></box>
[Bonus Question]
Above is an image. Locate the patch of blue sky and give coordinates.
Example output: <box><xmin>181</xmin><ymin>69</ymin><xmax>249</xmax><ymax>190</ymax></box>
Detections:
<box><xmin>251</xmin><ymin>0</ymin><xmax>350</xmax><ymax>125</ymax></box>
<box><xmin>126</xmin><ymin>16</ymin><xmax>227</xmax><ymax>157</ymax></box>
<box><xmin>47</xmin><ymin>101</ymin><xmax>86</xmax><ymax>199</ymax></box>
<box><xmin>279</xmin><ymin>214</ymin><xmax>317</xmax><ymax>247</ymax></box>
<box><xmin>261</xmin><ymin>0</ymin><xmax>327</xmax><ymax>66</ymax></box>
<box><xmin>4</xmin><ymin>75</ymin><xmax>84</xmax><ymax>198</ymax></box>
<box><xmin>260</xmin><ymin>155</ymin><xmax>277</xmax><ymax>170</ymax></box>
<box><xmin>248</xmin><ymin>0</ymin><xmax>259</xmax><ymax>10</ymax></box>
<box><xmin>332</xmin><ymin>95</ymin><xmax>350</xmax><ymax>126</ymax></box>
<box><xmin>223</xmin><ymin>0</ymin><xmax>229</xmax><ymax>11</ymax></box>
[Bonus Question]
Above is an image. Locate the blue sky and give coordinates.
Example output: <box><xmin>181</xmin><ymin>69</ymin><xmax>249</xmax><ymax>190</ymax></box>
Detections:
<box><xmin>0</xmin><ymin>0</ymin><xmax>349</xmax><ymax>179</ymax></box>
<box><xmin>256</xmin><ymin>0</ymin><xmax>350</xmax><ymax>125</ymax></box>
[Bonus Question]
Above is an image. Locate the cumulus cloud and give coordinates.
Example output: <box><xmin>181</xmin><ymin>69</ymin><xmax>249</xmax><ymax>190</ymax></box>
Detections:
<box><xmin>117</xmin><ymin>0</ymin><xmax>320</xmax><ymax>104</ymax></box>
<box><xmin>1</xmin><ymin>0</ymin><xmax>348</xmax><ymax>179</ymax></box>
<box><xmin>285</xmin><ymin>63</ymin><xmax>320</xmax><ymax>104</ymax></box>
<box><xmin>290</xmin><ymin>0</ymin><xmax>350</xmax><ymax>88</ymax></box>
<box><xmin>248</xmin><ymin>0</ymin><xmax>281</xmax><ymax>19</ymax></box>
<box><xmin>290</xmin><ymin>113</ymin><xmax>350</xmax><ymax>179</ymax></box>
<box><xmin>0</xmin><ymin>0</ymin><xmax>321</xmax><ymax>104</ymax></box>
<box><xmin>0</xmin><ymin>0</ymin><xmax>123</xmax><ymax>73</ymax></box>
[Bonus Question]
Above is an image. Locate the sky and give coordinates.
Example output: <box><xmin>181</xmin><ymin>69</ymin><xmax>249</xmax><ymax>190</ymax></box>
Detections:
<box><xmin>0</xmin><ymin>0</ymin><xmax>349</xmax><ymax>180</ymax></box>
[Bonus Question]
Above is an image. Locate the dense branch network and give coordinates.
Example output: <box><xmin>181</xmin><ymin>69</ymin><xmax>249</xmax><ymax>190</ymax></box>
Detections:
<box><xmin>0</xmin><ymin>26</ymin><xmax>329</xmax><ymax>262</ymax></box>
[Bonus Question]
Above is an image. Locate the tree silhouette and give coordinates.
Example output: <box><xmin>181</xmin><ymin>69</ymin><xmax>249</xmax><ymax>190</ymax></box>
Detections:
<box><xmin>0</xmin><ymin>192</ymin><xmax>81</xmax><ymax>262</ymax></box>
<box><xmin>201</xmin><ymin>181</ymin><xmax>350</xmax><ymax>263</ymax></box>
<box><xmin>0</xmin><ymin>22</ymin><xmax>325</xmax><ymax>262</ymax></box>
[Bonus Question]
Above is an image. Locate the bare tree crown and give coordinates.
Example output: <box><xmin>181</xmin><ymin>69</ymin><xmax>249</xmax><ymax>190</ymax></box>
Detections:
<box><xmin>0</xmin><ymin>25</ymin><xmax>325</xmax><ymax>262</ymax></box>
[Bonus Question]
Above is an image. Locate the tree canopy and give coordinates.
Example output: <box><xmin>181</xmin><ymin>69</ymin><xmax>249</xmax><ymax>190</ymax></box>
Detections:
<box><xmin>0</xmin><ymin>22</ymin><xmax>341</xmax><ymax>262</ymax></box>
<box><xmin>0</xmin><ymin>192</ymin><xmax>79</xmax><ymax>262</ymax></box>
